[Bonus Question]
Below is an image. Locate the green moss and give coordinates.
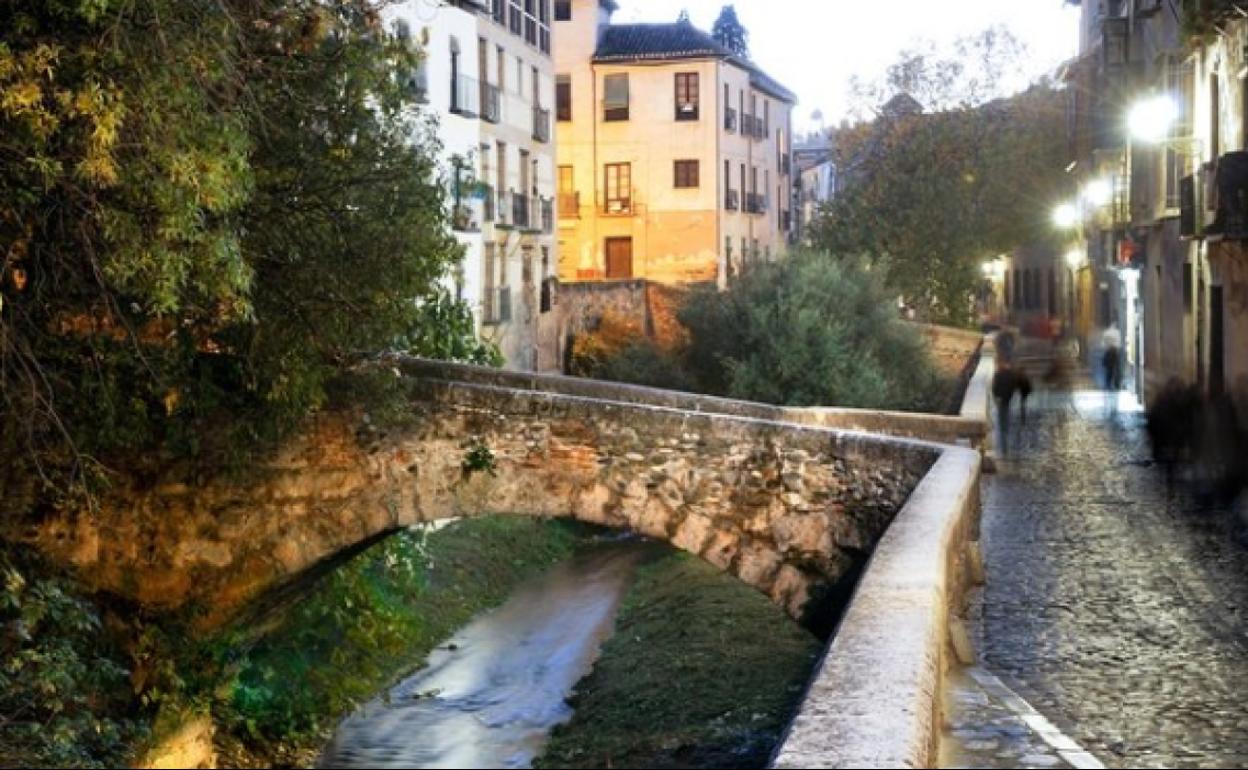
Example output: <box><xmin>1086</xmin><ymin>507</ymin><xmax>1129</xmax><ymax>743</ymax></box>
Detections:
<box><xmin>212</xmin><ymin>517</ymin><xmax>592</xmax><ymax>767</ymax></box>
<box><xmin>536</xmin><ymin>551</ymin><xmax>822</xmax><ymax>770</ymax></box>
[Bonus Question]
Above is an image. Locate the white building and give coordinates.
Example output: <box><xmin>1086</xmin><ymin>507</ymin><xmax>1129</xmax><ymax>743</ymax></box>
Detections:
<box><xmin>387</xmin><ymin>0</ymin><xmax>558</xmax><ymax>371</ymax></box>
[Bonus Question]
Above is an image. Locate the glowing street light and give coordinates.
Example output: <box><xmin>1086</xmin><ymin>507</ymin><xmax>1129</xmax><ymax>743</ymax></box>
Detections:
<box><xmin>1081</xmin><ymin>178</ymin><xmax>1113</xmax><ymax>208</ymax></box>
<box><xmin>1065</xmin><ymin>248</ymin><xmax>1085</xmax><ymax>270</ymax></box>
<box><xmin>1128</xmin><ymin>94</ymin><xmax>1179</xmax><ymax>144</ymax></box>
<box><xmin>1052</xmin><ymin>201</ymin><xmax>1081</xmax><ymax>229</ymax></box>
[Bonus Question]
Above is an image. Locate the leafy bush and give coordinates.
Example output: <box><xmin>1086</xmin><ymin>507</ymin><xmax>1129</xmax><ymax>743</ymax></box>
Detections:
<box><xmin>573</xmin><ymin>254</ymin><xmax>945</xmax><ymax>412</ymax></box>
<box><xmin>679</xmin><ymin>252</ymin><xmax>945</xmax><ymax>411</ymax></box>
<box><xmin>0</xmin><ymin>550</ymin><xmax>144</xmax><ymax>768</ymax></box>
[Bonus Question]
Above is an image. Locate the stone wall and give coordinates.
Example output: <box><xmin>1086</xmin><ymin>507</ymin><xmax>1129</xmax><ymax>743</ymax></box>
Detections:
<box><xmin>771</xmin><ymin>338</ymin><xmax>991</xmax><ymax>770</ymax></box>
<box><xmin>18</xmin><ymin>361</ymin><xmax>937</xmax><ymax>627</ymax></box>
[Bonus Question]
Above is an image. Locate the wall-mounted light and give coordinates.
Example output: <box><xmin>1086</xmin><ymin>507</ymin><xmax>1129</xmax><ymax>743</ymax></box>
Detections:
<box><xmin>1128</xmin><ymin>94</ymin><xmax>1179</xmax><ymax>144</ymax></box>
<box><xmin>1052</xmin><ymin>202</ymin><xmax>1081</xmax><ymax>229</ymax></box>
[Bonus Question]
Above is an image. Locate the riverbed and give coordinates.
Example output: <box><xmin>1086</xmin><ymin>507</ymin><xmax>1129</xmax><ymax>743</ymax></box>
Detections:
<box><xmin>318</xmin><ymin>541</ymin><xmax>652</xmax><ymax>769</ymax></box>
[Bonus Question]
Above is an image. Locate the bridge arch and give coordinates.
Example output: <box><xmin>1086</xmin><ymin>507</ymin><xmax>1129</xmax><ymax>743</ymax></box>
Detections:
<box><xmin>24</xmin><ymin>361</ymin><xmax>938</xmax><ymax>626</ymax></box>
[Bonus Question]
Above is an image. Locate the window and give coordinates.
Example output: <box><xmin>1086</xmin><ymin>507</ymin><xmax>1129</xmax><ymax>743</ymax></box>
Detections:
<box><xmin>509</xmin><ymin>0</ymin><xmax>522</xmax><ymax>34</ymax></box>
<box><xmin>605</xmin><ymin>238</ymin><xmax>633</xmax><ymax>278</ymax></box>
<box><xmin>674</xmin><ymin>159</ymin><xmax>699</xmax><ymax>188</ymax></box>
<box><xmin>605</xmin><ymin>162</ymin><xmax>631</xmax><ymax>212</ymax></box>
<box><xmin>555</xmin><ymin>0</ymin><xmax>571</xmax><ymax>20</ymax></box>
<box><xmin>604</xmin><ymin>73</ymin><xmax>629</xmax><ymax>121</ymax></box>
<box><xmin>558</xmin><ymin>165</ymin><xmax>576</xmax><ymax>216</ymax></box>
<box><xmin>493</xmin><ymin>0</ymin><xmax>505</xmax><ymax>24</ymax></box>
<box><xmin>556</xmin><ymin>74</ymin><xmax>571</xmax><ymax>121</ymax></box>
<box><xmin>675</xmin><ymin>72</ymin><xmax>699</xmax><ymax>120</ymax></box>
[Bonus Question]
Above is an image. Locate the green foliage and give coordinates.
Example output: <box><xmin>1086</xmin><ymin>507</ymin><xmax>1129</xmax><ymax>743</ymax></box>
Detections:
<box><xmin>711</xmin><ymin>4</ymin><xmax>749</xmax><ymax>57</ymax></box>
<box><xmin>0</xmin><ymin>550</ymin><xmax>144</xmax><ymax>768</ymax></box>
<box><xmin>812</xmin><ymin>82</ymin><xmax>1068</xmax><ymax>326</ymax></box>
<box><xmin>1</xmin><ymin>1</ymin><xmax>484</xmax><ymax>504</ymax></box>
<box><xmin>462</xmin><ymin>439</ymin><xmax>498</xmax><ymax>477</ymax></box>
<box><xmin>1184</xmin><ymin>0</ymin><xmax>1244</xmax><ymax>42</ymax></box>
<box><xmin>403</xmin><ymin>289</ymin><xmax>503</xmax><ymax>367</ymax></box>
<box><xmin>679</xmin><ymin>252</ymin><xmax>947</xmax><ymax>411</ymax></box>
<box><xmin>215</xmin><ymin>518</ymin><xmax>587</xmax><ymax>765</ymax></box>
<box><xmin>536</xmin><ymin>551</ymin><xmax>821</xmax><ymax>769</ymax></box>
<box><xmin>583</xmin><ymin>340</ymin><xmax>697</xmax><ymax>393</ymax></box>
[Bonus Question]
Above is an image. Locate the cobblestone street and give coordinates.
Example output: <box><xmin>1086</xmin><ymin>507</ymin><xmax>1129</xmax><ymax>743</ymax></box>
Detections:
<box><xmin>976</xmin><ymin>386</ymin><xmax>1248</xmax><ymax>768</ymax></box>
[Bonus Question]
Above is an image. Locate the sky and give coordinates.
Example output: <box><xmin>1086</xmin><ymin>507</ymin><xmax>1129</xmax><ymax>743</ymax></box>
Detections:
<box><xmin>616</xmin><ymin>0</ymin><xmax>1082</xmax><ymax>133</ymax></box>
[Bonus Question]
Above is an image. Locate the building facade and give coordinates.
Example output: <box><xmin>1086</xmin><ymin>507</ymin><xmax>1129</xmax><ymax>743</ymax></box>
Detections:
<box><xmin>793</xmin><ymin>140</ymin><xmax>836</xmax><ymax>244</ymax></box>
<box><xmin>387</xmin><ymin>0</ymin><xmax>558</xmax><ymax>371</ymax></box>
<box><xmin>1064</xmin><ymin>0</ymin><xmax>1248</xmax><ymax>403</ymax></box>
<box><xmin>553</xmin><ymin>0</ymin><xmax>796</xmax><ymax>288</ymax></box>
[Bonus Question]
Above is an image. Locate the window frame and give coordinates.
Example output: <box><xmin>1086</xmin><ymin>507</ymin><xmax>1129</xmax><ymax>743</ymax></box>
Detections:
<box><xmin>604</xmin><ymin>162</ymin><xmax>632</xmax><ymax>211</ymax></box>
<box><xmin>674</xmin><ymin>159</ymin><xmax>700</xmax><ymax>189</ymax></box>
<box><xmin>556</xmin><ymin>74</ymin><xmax>572</xmax><ymax>121</ymax></box>
<box><xmin>603</xmin><ymin>73</ymin><xmax>630</xmax><ymax>121</ymax></box>
<box><xmin>675</xmin><ymin>72</ymin><xmax>700</xmax><ymax>121</ymax></box>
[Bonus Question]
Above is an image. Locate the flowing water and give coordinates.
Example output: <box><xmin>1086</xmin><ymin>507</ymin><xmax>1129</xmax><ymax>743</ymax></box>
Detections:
<box><xmin>318</xmin><ymin>540</ymin><xmax>651</xmax><ymax>769</ymax></box>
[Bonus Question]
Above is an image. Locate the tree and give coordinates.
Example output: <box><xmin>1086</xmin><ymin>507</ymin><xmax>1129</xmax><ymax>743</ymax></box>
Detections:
<box><xmin>711</xmin><ymin>5</ymin><xmax>749</xmax><ymax>58</ymax></box>
<box><xmin>0</xmin><ymin>1</ymin><xmax>483</xmax><ymax>509</ymax></box>
<box><xmin>678</xmin><ymin>252</ymin><xmax>944</xmax><ymax>411</ymax></box>
<box><xmin>811</xmin><ymin>31</ymin><xmax>1068</xmax><ymax>326</ymax></box>
<box><xmin>847</xmin><ymin>26</ymin><xmax>1032</xmax><ymax>118</ymax></box>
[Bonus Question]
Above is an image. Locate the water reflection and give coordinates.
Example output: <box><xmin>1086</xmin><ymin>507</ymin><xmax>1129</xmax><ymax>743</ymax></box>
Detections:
<box><xmin>319</xmin><ymin>541</ymin><xmax>649</xmax><ymax>769</ymax></box>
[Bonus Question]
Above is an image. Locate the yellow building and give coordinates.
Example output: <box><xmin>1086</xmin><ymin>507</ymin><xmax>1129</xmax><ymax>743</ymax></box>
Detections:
<box><xmin>553</xmin><ymin>0</ymin><xmax>796</xmax><ymax>286</ymax></box>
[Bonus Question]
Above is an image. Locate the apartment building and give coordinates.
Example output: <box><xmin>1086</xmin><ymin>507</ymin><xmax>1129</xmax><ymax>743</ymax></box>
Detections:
<box><xmin>553</xmin><ymin>0</ymin><xmax>796</xmax><ymax>287</ymax></box>
<box><xmin>387</xmin><ymin>0</ymin><xmax>557</xmax><ymax>371</ymax></box>
<box><xmin>1064</xmin><ymin>0</ymin><xmax>1248</xmax><ymax>402</ymax></box>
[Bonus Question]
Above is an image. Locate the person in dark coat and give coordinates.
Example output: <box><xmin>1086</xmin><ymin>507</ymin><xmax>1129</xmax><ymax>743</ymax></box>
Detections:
<box><xmin>992</xmin><ymin>364</ymin><xmax>1031</xmax><ymax>451</ymax></box>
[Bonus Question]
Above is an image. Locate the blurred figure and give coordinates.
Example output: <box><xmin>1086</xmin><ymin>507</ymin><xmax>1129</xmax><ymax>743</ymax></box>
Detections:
<box><xmin>1146</xmin><ymin>379</ymin><xmax>1200</xmax><ymax>485</ymax></box>
<box><xmin>992</xmin><ymin>363</ymin><xmax>1032</xmax><ymax>452</ymax></box>
<box><xmin>996</xmin><ymin>329</ymin><xmax>1016</xmax><ymax>366</ymax></box>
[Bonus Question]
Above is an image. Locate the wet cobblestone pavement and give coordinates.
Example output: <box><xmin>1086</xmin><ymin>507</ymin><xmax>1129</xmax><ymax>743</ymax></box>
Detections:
<box><xmin>941</xmin><ymin>662</ymin><xmax>1073</xmax><ymax>769</ymax></box>
<box><xmin>979</xmin><ymin>387</ymin><xmax>1248</xmax><ymax>769</ymax></box>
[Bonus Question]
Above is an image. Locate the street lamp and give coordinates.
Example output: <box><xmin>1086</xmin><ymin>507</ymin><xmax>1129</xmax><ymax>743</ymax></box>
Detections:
<box><xmin>1052</xmin><ymin>201</ymin><xmax>1081</xmax><ymax>229</ymax></box>
<box><xmin>1128</xmin><ymin>94</ymin><xmax>1179</xmax><ymax>145</ymax></box>
<box><xmin>1081</xmin><ymin>178</ymin><xmax>1113</xmax><ymax>208</ymax></box>
<box><xmin>1065</xmin><ymin>248</ymin><xmax>1085</xmax><ymax>270</ymax></box>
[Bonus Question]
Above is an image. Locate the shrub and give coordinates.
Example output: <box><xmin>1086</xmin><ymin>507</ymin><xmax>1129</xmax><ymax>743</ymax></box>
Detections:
<box><xmin>679</xmin><ymin>252</ymin><xmax>946</xmax><ymax>411</ymax></box>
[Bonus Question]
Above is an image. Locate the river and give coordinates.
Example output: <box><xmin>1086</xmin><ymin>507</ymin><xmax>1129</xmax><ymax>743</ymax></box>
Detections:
<box><xmin>318</xmin><ymin>540</ymin><xmax>651</xmax><ymax>769</ymax></box>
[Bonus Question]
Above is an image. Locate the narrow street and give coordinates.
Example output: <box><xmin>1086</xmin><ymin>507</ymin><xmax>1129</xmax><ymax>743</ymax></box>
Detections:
<box><xmin>967</xmin><ymin>383</ymin><xmax>1248</xmax><ymax>768</ymax></box>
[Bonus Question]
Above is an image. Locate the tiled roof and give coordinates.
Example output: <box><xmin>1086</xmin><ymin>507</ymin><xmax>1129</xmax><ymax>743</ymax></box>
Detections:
<box><xmin>593</xmin><ymin>23</ymin><xmax>733</xmax><ymax>62</ymax></box>
<box><xmin>592</xmin><ymin>22</ymin><xmax>797</xmax><ymax>104</ymax></box>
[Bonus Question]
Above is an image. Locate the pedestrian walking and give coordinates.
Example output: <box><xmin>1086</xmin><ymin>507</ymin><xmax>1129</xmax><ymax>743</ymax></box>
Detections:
<box><xmin>992</xmin><ymin>364</ymin><xmax>1030</xmax><ymax>453</ymax></box>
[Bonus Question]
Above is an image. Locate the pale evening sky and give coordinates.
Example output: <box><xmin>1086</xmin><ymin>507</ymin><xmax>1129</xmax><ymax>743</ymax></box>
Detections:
<box><xmin>616</xmin><ymin>0</ymin><xmax>1081</xmax><ymax>132</ymax></box>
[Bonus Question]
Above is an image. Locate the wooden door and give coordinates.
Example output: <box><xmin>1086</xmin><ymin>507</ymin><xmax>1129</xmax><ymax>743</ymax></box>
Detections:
<box><xmin>605</xmin><ymin>238</ymin><xmax>632</xmax><ymax>279</ymax></box>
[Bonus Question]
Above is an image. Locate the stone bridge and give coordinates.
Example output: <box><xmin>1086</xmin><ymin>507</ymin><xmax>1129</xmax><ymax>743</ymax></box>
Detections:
<box><xmin>24</xmin><ymin>357</ymin><xmax>979</xmax><ymax>628</ymax></box>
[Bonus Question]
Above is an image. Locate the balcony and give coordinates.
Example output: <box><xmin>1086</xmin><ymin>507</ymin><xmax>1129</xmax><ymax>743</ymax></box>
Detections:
<box><xmin>745</xmin><ymin>192</ymin><xmax>767</xmax><ymax>214</ymax></box>
<box><xmin>483</xmin><ymin>286</ymin><xmax>512</xmax><ymax>325</ymax></box>
<box><xmin>451</xmin><ymin>200</ymin><xmax>481</xmax><ymax>233</ymax></box>
<box><xmin>558</xmin><ymin>191</ymin><xmax>580</xmax><ymax>218</ymax></box>
<box><xmin>603</xmin><ymin>194</ymin><xmax>634</xmax><ymax>216</ymax></box>
<box><xmin>724</xmin><ymin>107</ymin><xmax>737</xmax><ymax>132</ymax></box>
<box><xmin>450</xmin><ymin>74</ymin><xmax>481</xmax><ymax>117</ymax></box>
<box><xmin>782</xmin><ymin>210</ymin><xmax>792</xmax><ymax>231</ymax></box>
<box><xmin>480</xmin><ymin>82</ymin><xmax>501</xmax><ymax>123</ymax></box>
<box><xmin>780</xmin><ymin>154</ymin><xmax>791</xmax><ymax>176</ymax></box>
<box><xmin>1206</xmin><ymin>151</ymin><xmax>1248</xmax><ymax>241</ymax></box>
<box><xmin>725</xmin><ymin>189</ymin><xmax>739</xmax><ymax>211</ymax></box>
<box><xmin>532</xmin><ymin>106</ymin><xmax>551</xmax><ymax>143</ymax></box>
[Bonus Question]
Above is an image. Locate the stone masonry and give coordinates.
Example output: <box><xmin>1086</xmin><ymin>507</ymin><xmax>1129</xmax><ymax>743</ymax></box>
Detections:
<box><xmin>20</xmin><ymin>362</ymin><xmax>935</xmax><ymax>627</ymax></box>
